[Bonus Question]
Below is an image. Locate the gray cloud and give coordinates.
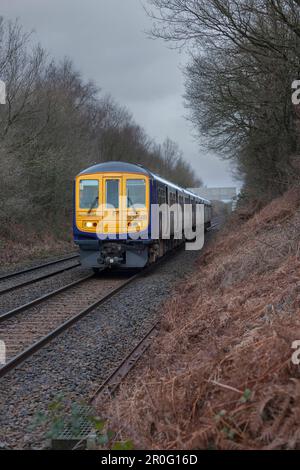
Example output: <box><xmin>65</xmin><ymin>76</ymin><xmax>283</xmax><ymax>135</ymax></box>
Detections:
<box><xmin>1</xmin><ymin>0</ymin><xmax>237</xmax><ymax>187</ymax></box>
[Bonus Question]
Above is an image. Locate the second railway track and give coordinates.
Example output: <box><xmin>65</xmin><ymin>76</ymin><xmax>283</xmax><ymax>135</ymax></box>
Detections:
<box><xmin>0</xmin><ymin>221</ymin><xmax>220</xmax><ymax>381</ymax></box>
<box><xmin>0</xmin><ymin>253</ymin><xmax>80</xmax><ymax>295</ymax></box>
<box><xmin>0</xmin><ymin>271</ymin><xmax>139</xmax><ymax>379</ymax></box>
<box><xmin>0</xmin><ymin>221</ymin><xmax>221</xmax><ymax>449</ymax></box>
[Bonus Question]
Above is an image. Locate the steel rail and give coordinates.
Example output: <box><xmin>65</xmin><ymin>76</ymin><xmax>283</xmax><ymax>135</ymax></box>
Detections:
<box><xmin>0</xmin><ymin>253</ymin><xmax>79</xmax><ymax>282</ymax></box>
<box><xmin>0</xmin><ymin>261</ymin><xmax>80</xmax><ymax>295</ymax></box>
<box><xmin>0</xmin><ymin>220</ymin><xmax>221</xmax><ymax>380</ymax></box>
<box><xmin>90</xmin><ymin>219</ymin><xmax>221</xmax><ymax>403</ymax></box>
<box><xmin>0</xmin><ymin>273</ymin><xmax>93</xmax><ymax>323</ymax></box>
<box><xmin>0</xmin><ymin>246</ymin><xmax>180</xmax><ymax>379</ymax></box>
<box><xmin>0</xmin><ymin>272</ymin><xmax>139</xmax><ymax>379</ymax></box>
<box><xmin>90</xmin><ymin>321</ymin><xmax>159</xmax><ymax>404</ymax></box>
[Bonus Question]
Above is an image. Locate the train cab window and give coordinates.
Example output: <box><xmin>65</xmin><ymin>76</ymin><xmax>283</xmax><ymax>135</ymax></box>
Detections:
<box><xmin>79</xmin><ymin>179</ymin><xmax>99</xmax><ymax>210</ymax></box>
<box><xmin>106</xmin><ymin>179</ymin><xmax>119</xmax><ymax>209</ymax></box>
<box><xmin>126</xmin><ymin>179</ymin><xmax>146</xmax><ymax>208</ymax></box>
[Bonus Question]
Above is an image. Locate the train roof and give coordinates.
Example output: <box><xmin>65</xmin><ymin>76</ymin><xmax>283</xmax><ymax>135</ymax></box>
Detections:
<box><xmin>78</xmin><ymin>161</ymin><xmax>151</xmax><ymax>176</ymax></box>
<box><xmin>151</xmin><ymin>173</ymin><xmax>184</xmax><ymax>193</ymax></box>
<box><xmin>183</xmin><ymin>188</ymin><xmax>211</xmax><ymax>205</ymax></box>
<box><xmin>78</xmin><ymin>161</ymin><xmax>211</xmax><ymax>205</ymax></box>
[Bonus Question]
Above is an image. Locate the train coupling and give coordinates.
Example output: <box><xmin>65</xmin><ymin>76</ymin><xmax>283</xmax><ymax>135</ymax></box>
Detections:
<box><xmin>104</xmin><ymin>256</ymin><xmax>123</xmax><ymax>266</ymax></box>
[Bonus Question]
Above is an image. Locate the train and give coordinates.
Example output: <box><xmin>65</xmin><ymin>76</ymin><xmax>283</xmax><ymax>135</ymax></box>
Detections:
<box><xmin>73</xmin><ymin>161</ymin><xmax>212</xmax><ymax>270</ymax></box>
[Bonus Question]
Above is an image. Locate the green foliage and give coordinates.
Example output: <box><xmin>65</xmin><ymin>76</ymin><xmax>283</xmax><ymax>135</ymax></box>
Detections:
<box><xmin>221</xmin><ymin>427</ymin><xmax>236</xmax><ymax>441</ymax></box>
<box><xmin>240</xmin><ymin>388</ymin><xmax>252</xmax><ymax>404</ymax></box>
<box><xmin>112</xmin><ymin>440</ymin><xmax>135</xmax><ymax>451</ymax></box>
<box><xmin>32</xmin><ymin>394</ymin><xmax>134</xmax><ymax>450</ymax></box>
<box><xmin>89</xmin><ymin>416</ymin><xmax>105</xmax><ymax>432</ymax></box>
<box><xmin>214</xmin><ymin>409</ymin><xmax>227</xmax><ymax>422</ymax></box>
<box><xmin>214</xmin><ymin>409</ymin><xmax>237</xmax><ymax>441</ymax></box>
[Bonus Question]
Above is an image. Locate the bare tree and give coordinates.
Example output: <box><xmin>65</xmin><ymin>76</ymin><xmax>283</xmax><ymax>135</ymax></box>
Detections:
<box><xmin>0</xmin><ymin>17</ymin><xmax>200</xmax><ymax>243</ymax></box>
<box><xmin>146</xmin><ymin>0</ymin><xmax>300</xmax><ymax>198</ymax></box>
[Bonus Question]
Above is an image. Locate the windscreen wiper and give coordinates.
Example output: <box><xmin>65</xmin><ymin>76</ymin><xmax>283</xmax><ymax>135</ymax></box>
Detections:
<box><xmin>128</xmin><ymin>196</ymin><xmax>138</xmax><ymax>215</ymax></box>
<box><xmin>88</xmin><ymin>196</ymin><xmax>98</xmax><ymax>214</ymax></box>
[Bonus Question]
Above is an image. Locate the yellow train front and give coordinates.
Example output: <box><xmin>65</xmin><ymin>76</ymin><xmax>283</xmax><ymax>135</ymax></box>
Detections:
<box><xmin>73</xmin><ymin>161</ymin><xmax>212</xmax><ymax>270</ymax></box>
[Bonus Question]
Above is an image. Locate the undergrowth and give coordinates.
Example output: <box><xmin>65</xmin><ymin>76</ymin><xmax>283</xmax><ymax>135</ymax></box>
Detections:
<box><xmin>101</xmin><ymin>188</ymin><xmax>300</xmax><ymax>450</ymax></box>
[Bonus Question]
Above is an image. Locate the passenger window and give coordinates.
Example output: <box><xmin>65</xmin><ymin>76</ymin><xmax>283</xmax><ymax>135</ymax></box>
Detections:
<box><xmin>127</xmin><ymin>179</ymin><xmax>146</xmax><ymax>208</ymax></box>
<box><xmin>106</xmin><ymin>180</ymin><xmax>119</xmax><ymax>209</ymax></box>
<box><xmin>79</xmin><ymin>179</ymin><xmax>99</xmax><ymax>210</ymax></box>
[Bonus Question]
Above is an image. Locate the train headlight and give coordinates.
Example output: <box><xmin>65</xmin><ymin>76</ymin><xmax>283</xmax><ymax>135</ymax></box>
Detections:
<box><xmin>127</xmin><ymin>221</ymin><xmax>141</xmax><ymax>232</ymax></box>
<box><xmin>84</xmin><ymin>221</ymin><xmax>97</xmax><ymax>229</ymax></box>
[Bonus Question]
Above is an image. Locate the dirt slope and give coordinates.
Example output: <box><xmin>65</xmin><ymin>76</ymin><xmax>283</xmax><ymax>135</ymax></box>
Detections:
<box><xmin>102</xmin><ymin>189</ymin><xmax>300</xmax><ymax>450</ymax></box>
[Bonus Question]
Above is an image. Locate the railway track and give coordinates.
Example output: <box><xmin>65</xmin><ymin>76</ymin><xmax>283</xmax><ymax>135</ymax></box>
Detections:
<box><xmin>91</xmin><ymin>218</ymin><xmax>222</xmax><ymax>403</ymax></box>
<box><xmin>91</xmin><ymin>321</ymin><xmax>159</xmax><ymax>405</ymax></box>
<box><xmin>0</xmin><ymin>219</ymin><xmax>221</xmax><ymax>383</ymax></box>
<box><xmin>67</xmin><ymin>322</ymin><xmax>160</xmax><ymax>450</ymax></box>
<box><xmin>208</xmin><ymin>217</ymin><xmax>222</xmax><ymax>232</ymax></box>
<box><xmin>0</xmin><ymin>253</ymin><xmax>80</xmax><ymax>295</ymax></box>
<box><xmin>0</xmin><ymin>221</ymin><xmax>219</xmax><ymax>296</ymax></box>
<box><xmin>0</xmin><ymin>221</ymin><xmax>221</xmax><ymax>450</ymax></box>
<box><xmin>0</xmin><ymin>271</ymin><xmax>139</xmax><ymax>379</ymax></box>
<box><xmin>209</xmin><ymin>222</ymin><xmax>219</xmax><ymax>231</ymax></box>
<box><xmin>0</xmin><ymin>246</ymin><xmax>178</xmax><ymax>380</ymax></box>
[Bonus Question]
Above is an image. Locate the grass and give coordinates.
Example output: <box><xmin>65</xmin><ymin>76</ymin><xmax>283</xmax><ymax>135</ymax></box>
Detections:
<box><xmin>0</xmin><ymin>223</ymin><xmax>75</xmax><ymax>269</ymax></box>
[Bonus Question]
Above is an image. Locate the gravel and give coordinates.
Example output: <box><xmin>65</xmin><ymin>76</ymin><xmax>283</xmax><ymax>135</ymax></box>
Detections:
<box><xmin>0</xmin><ymin>263</ymin><xmax>91</xmax><ymax>315</ymax></box>
<box><xmin>0</xmin><ymin>246</ymin><xmax>202</xmax><ymax>449</ymax></box>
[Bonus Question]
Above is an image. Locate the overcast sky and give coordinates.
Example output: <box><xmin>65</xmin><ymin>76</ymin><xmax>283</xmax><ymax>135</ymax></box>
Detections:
<box><xmin>1</xmin><ymin>0</ymin><xmax>237</xmax><ymax>188</ymax></box>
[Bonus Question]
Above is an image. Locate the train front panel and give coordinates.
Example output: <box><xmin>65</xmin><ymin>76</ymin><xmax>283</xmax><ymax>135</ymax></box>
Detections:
<box><xmin>74</xmin><ymin>171</ymin><xmax>151</xmax><ymax>268</ymax></box>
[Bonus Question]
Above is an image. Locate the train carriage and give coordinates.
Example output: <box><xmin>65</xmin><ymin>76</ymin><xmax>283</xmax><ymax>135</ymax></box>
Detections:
<box><xmin>73</xmin><ymin>161</ymin><xmax>212</xmax><ymax>270</ymax></box>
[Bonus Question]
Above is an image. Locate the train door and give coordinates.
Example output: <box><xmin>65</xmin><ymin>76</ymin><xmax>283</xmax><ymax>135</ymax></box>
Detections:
<box><xmin>125</xmin><ymin>176</ymin><xmax>149</xmax><ymax>237</ymax></box>
<box><xmin>101</xmin><ymin>175</ymin><xmax>122</xmax><ymax>235</ymax></box>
